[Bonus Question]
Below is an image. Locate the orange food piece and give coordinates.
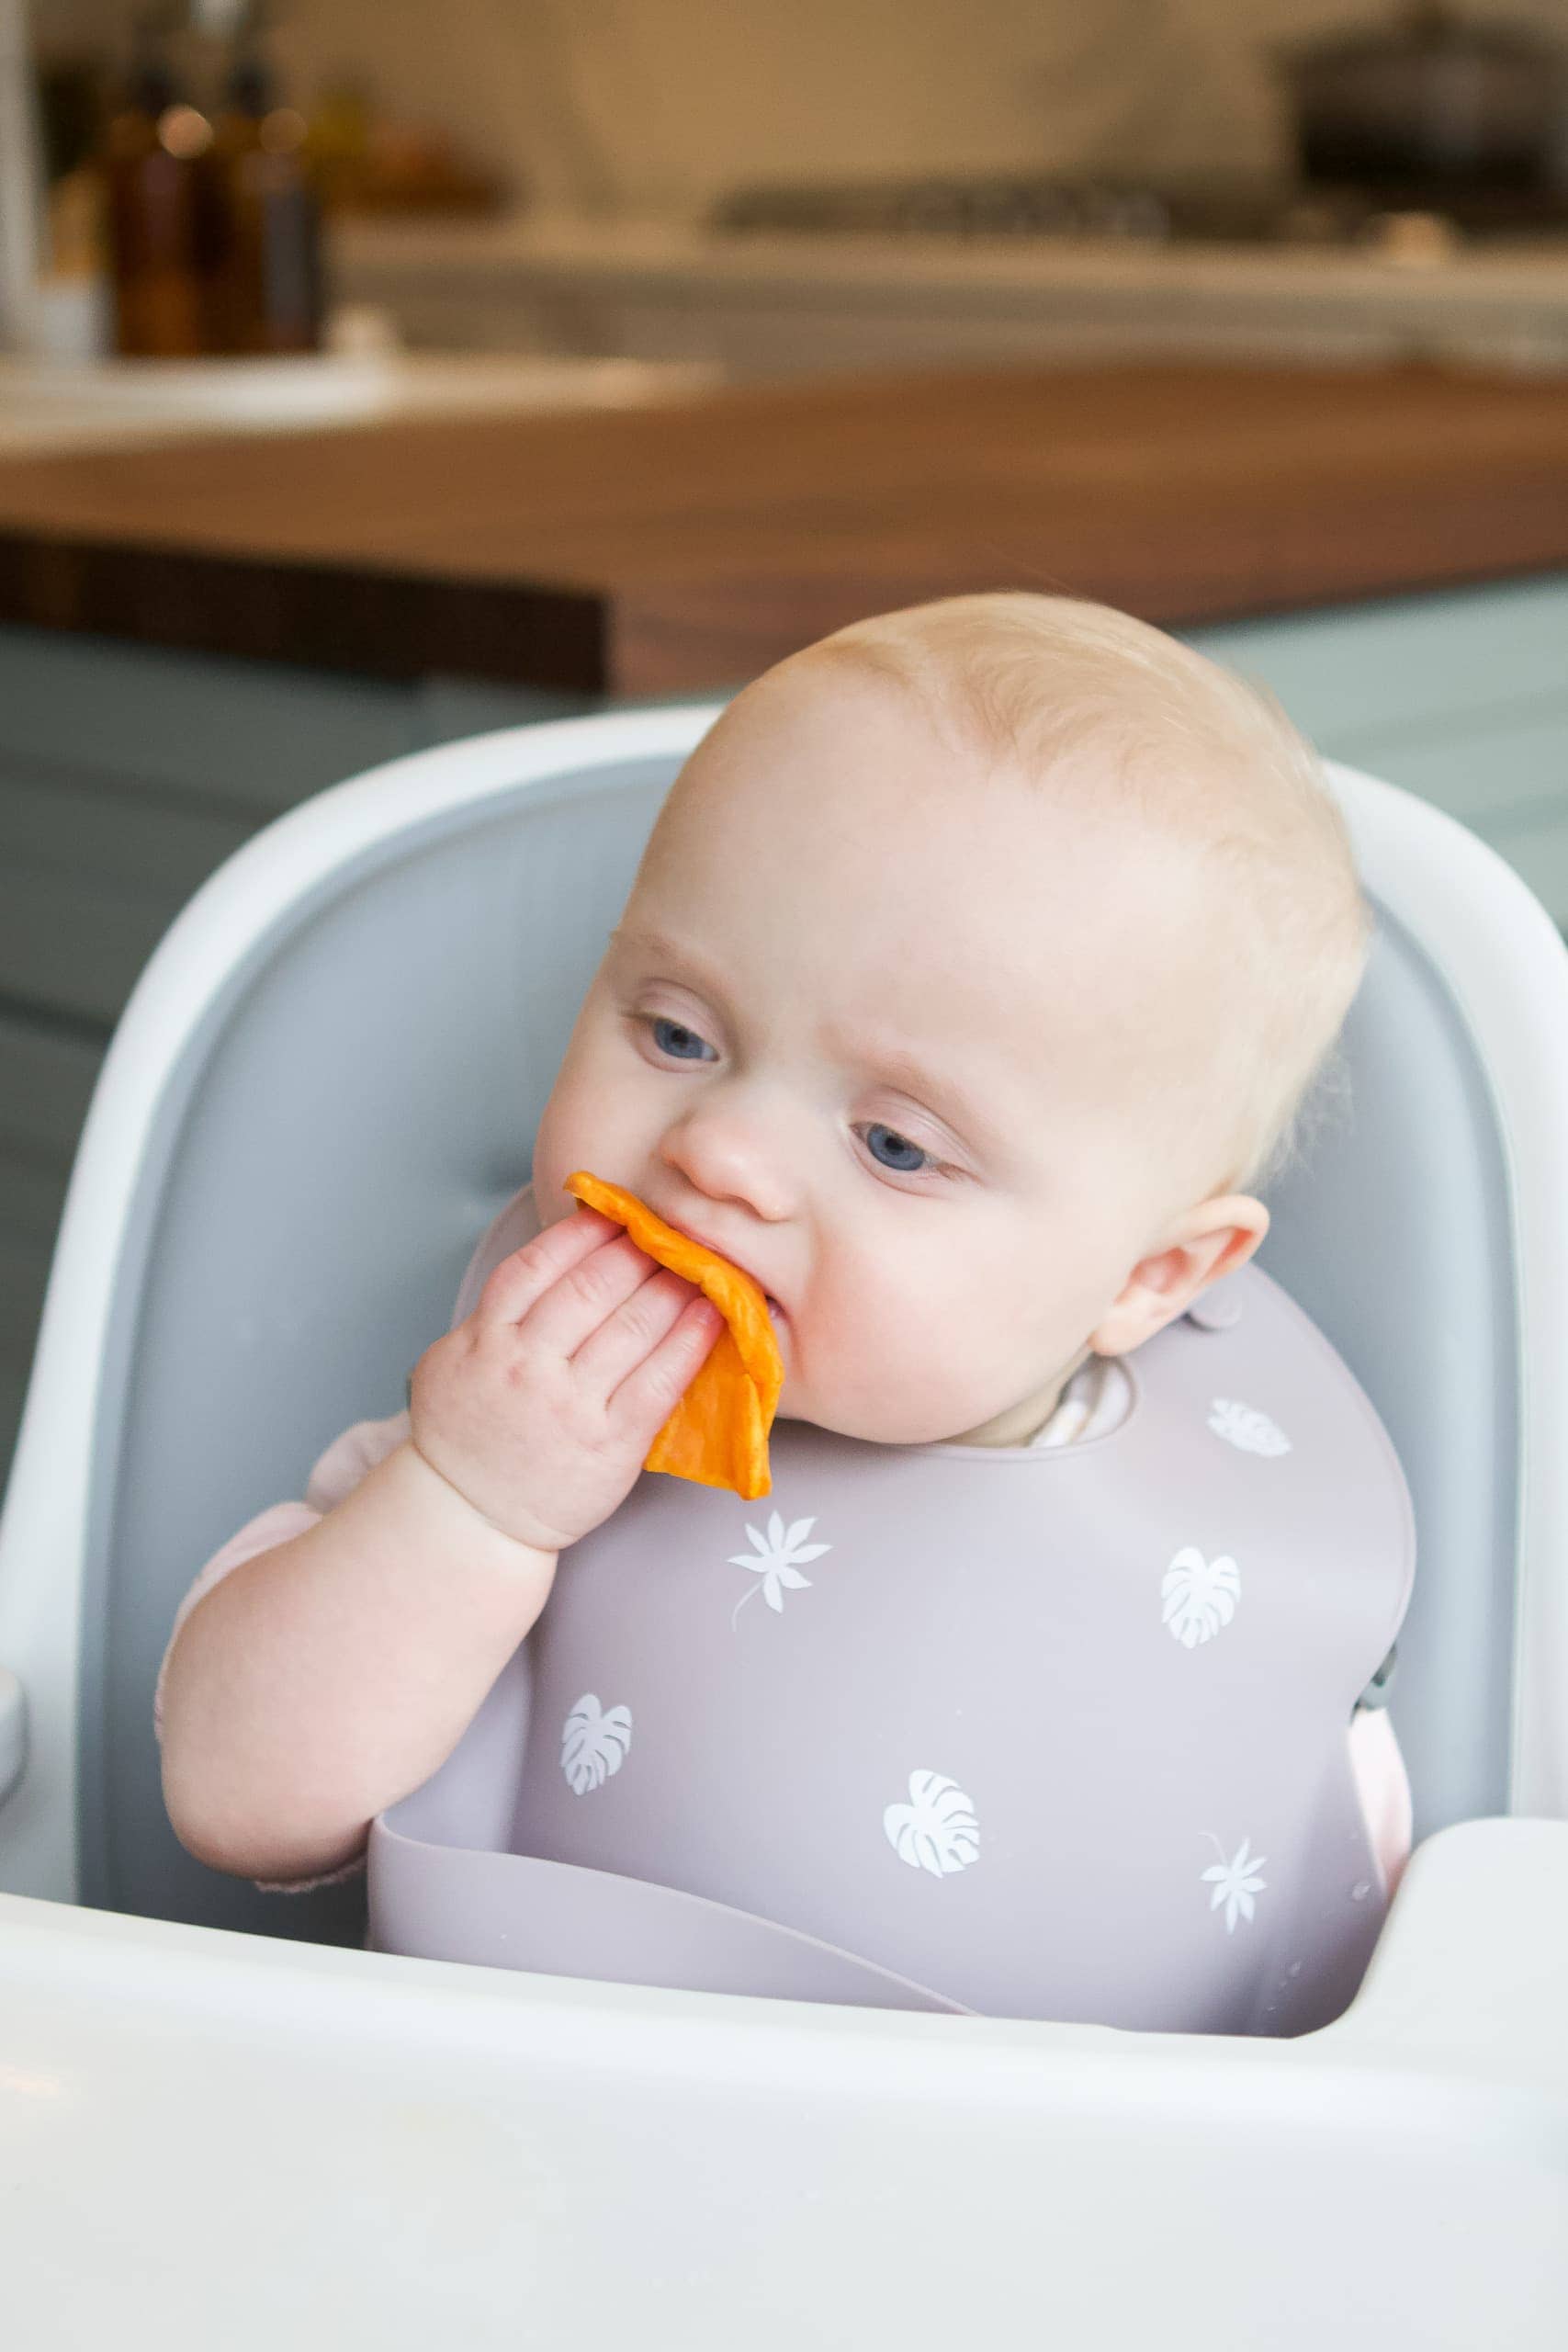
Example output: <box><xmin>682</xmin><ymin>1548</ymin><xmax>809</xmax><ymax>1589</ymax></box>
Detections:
<box><xmin>565</xmin><ymin>1170</ymin><xmax>784</xmax><ymax>1500</ymax></box>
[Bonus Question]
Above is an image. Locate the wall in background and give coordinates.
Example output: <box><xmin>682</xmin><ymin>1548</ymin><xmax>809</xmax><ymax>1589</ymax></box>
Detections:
<box><xmin>262</xmin><ymin>0</ymin><xmax>1282</xmax><ymax>211</ymax></box>
<box><xmin>34</xmin><ymin>0</ymin><xmax>1568</xmax><ymax>217</ymax></box>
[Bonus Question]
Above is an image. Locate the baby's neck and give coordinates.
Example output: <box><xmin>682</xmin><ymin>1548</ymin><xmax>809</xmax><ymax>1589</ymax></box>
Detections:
<box><xmin>944</xmin><ymin>1348</ymin><xmax>1092</xmax><ymax>1449</ymax></box>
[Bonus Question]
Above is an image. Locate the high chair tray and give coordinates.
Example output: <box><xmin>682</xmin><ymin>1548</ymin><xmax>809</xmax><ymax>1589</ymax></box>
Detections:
<box><xmin>3</xmin><ymin>1819</ymin><xmax>1565</xmax><ymax>2349</ymax></box>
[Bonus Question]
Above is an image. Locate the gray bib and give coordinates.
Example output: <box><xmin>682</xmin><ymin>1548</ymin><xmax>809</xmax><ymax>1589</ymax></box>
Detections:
<box><xmin>373</xmin><ymin>1213</ymin><xmax>1415</xmax><ymax>2038</ymax></box>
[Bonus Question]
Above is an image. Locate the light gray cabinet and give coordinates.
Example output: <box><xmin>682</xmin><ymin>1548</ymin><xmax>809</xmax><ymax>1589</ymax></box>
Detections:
<box><xmin>1183</xmin><ymin>573</ymin><xmax>1568</xmax><ymax>914</ymax></box>
<box><xmin>0</xmin><ymin>571</ymin><xmax>1564</xmax><ymax>1479</ymax></box>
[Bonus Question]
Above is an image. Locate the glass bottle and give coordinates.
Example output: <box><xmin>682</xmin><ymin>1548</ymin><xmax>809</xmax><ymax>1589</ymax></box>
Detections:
<box><xmin>208</xmin><ymin>43</ymin><xmax>322</xmax><ymax>354</ymax></box>
<box><xmin>101</xmin><ymin>23</ymin><xmax>217</xmax><ymax>357</ymax></box>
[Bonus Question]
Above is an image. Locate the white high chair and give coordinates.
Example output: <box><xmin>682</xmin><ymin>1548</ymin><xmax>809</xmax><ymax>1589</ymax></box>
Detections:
<box><xmin>2</xmin><ymin>707</ymin><xmax>1566</xmax><ymax>2349</ymax></box>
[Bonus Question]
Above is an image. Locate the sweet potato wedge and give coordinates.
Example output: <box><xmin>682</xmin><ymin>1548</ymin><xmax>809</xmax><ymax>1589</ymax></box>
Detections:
<box><xmin>566</xmin><ymin>1170</ymin><xmax>784</xmax><ymax>1499</ymax></box>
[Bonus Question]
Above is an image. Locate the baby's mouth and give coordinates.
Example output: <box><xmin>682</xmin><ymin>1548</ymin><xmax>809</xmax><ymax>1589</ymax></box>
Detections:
<box><xmin>647</xmin><ymin>1201</ymin><xmax>783</xmax><ymax>1325</ymax></box>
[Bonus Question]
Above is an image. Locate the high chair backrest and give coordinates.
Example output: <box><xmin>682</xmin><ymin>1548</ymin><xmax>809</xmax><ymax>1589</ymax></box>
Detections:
<box><xmin>2</xmin><ymin>709</ymin><xmax>1565</xmax><ymax>1948</ymax></box>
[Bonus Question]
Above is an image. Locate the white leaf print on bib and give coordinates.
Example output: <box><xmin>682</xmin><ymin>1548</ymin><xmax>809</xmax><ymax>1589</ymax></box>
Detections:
<box><xmin>1161</xmin><ymin>1545</ymin><xmax>1241</xmax><ymax>1648</ymax></box>
<box><xmin>561</xmin><ymin>1693</ymin><xmax>632</xmax><ymax>1794</ymax></box>
<box><xmin>884</xmin><ymin>1770</ymin><xmax>981</xmax><ymax>1876</ymax></box>
<box><xmin>728</xmin><ymin>1509</ymin><xmax>831</xmax><ymax>1629</ymax></box>
<box><xmin>1201</xmin><ymin>1834</ymin><xmax>1267</xmax><ymax>1932</ymax></box>
<box><xmin>1208</xmin><ymin>1397</ymin><xmax>1292</xmax><ymax>1456</ymax></box>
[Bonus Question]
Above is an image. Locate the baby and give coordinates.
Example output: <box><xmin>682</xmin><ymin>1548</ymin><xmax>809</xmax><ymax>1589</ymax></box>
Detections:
<box><xmin>158</xmin><ymin>591</ymin><xmax>1412</xmax><ymax>2025</ymax></box>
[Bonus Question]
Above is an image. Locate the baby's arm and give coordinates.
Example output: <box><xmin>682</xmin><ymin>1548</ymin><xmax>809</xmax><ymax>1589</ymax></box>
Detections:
<box><xmin>159</xmin><ymin>1206</ymin><xmax>724</xmax><ymax>1886</ymax></box>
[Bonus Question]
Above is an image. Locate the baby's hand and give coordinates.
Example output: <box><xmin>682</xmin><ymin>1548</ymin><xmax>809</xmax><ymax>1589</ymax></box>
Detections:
<box><xmin>408</xmin><ymin>1207</ymin><xmax>725</xmax><ymax>1553</ymax></box>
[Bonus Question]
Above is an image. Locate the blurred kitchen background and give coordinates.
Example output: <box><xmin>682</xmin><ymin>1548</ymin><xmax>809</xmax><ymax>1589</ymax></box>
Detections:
<box><xmin>2</xmin><ymin>0</ymin><xmax>1568</xmax><ymax>1474</ymax></box>
<box><xmin>11</xmin><ymin>0</ymin><xmax>1568</xmax><ymax>369</ymax></box>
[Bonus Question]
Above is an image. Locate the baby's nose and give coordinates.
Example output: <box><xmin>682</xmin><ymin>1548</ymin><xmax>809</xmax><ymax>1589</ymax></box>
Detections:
<box><xmin>658</xmin><ymin>1099</ymin><xmax>794</xmax><ymax>1222</ymax></box>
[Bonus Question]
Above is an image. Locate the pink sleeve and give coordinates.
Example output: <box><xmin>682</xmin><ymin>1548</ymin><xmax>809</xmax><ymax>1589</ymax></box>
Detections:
<box><xmin>155</xmin><ymin>1409</ymin><xmax>410</xmax><ymax>1892</ymax></box>
<box><xmin>1348</xmin><ymin>1708</ymin><xmax>1414</xmax><ymax>1897</ymax></box>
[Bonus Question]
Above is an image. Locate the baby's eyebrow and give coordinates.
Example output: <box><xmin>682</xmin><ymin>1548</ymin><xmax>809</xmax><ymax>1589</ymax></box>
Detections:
<box><xmin>610</xmin><ymin>922</ymin><xmax>701</xmax><ymax>971</ymax></box>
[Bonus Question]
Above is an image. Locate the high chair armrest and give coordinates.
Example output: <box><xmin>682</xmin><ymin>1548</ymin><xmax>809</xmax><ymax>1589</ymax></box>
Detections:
<box><xmin>0</xmin><ymin>1668</ymin><xmax>25</xmax><ymax>1811</ymax></box>
<box><xmin>1322</xmin><ymin>1815</ymin><xmax>1568</xmax><ymax>2096</ymax></box>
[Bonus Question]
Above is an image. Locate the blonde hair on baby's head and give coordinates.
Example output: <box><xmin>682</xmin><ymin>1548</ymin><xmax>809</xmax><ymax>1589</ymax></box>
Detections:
<box><xmin>799</xmin><ymin>591</ymin><xmax>1371</xmax><ymax>1201</ymax></box>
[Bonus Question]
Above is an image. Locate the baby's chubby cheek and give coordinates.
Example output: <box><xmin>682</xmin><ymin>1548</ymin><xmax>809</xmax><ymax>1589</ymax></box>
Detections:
<box><xmin>778</xmin><ymin>1271</ymin><xmax>1030</xmax><ymax>1446</ymax></box>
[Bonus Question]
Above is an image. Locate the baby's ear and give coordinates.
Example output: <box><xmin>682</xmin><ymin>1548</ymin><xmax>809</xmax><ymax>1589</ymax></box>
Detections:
<box><xmin>1089</xmin><ymin>1196</ymin><xmax>1269</xmax><ymax>1358</ymax></box>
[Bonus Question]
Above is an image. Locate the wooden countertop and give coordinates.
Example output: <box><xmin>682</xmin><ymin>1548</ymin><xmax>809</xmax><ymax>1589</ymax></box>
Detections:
<box><xmin>2</xmin><ymin>360</ymin><xmax>1567</xmax><ymax>695</ymax></box>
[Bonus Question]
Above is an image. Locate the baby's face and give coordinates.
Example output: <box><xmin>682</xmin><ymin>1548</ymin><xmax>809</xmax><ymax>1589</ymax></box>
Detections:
<box><xmin>532</xmin><ymin>662</ymin><xmax>1228</xmax><ymax>1446</ymax></box>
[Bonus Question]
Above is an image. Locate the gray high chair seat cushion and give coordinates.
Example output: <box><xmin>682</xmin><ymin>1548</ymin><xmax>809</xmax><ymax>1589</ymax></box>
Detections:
<box><xmin>85</xmin><ymin>745</ymin><xmax>1513</xmax><ymax>1949</ymax></box>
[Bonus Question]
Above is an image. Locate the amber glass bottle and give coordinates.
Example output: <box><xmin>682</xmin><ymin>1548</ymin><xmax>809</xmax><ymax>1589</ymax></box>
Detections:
<box><xmin>102</xmin><ymin>36</ymin><xmax>219</xmax><ymax>356</ymax></box>
<box><xmin>208</xmin><ymin>50</ymin><xmax>322</xmax><ymax>354</ymax></box>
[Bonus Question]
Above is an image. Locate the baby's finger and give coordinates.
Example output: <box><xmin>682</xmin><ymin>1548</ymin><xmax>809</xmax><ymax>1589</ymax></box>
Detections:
<box><xmin>515</xmin><ymin>1224</ymin><xmax>670</xmax><ymax>1360</ymax></box>
<box><xmin>470</xmin><ymin>1207</ymin><xmax>634</xmax><ymax>1329</ymax></box>
<box><xmin>606</xmin><ymin>1294</ymin><xmax>726</xmax><ymax>1434</ymax></box>
<box><xmin>570</xmin><ymin>1265</ymin><xmax>710</xmax><ymax>1394</ymax></box>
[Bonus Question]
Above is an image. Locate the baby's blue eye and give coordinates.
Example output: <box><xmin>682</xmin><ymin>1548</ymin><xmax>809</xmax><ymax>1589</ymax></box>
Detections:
<box><xmin>863</xmin><ymin>1123</ymin><xmax>929</xmax><ymax>1175</ymax></box>
<box><xmin>649</xmin><ymin>1015</ymin><xmax>716</xmax><ymax>1063</ymax></box>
